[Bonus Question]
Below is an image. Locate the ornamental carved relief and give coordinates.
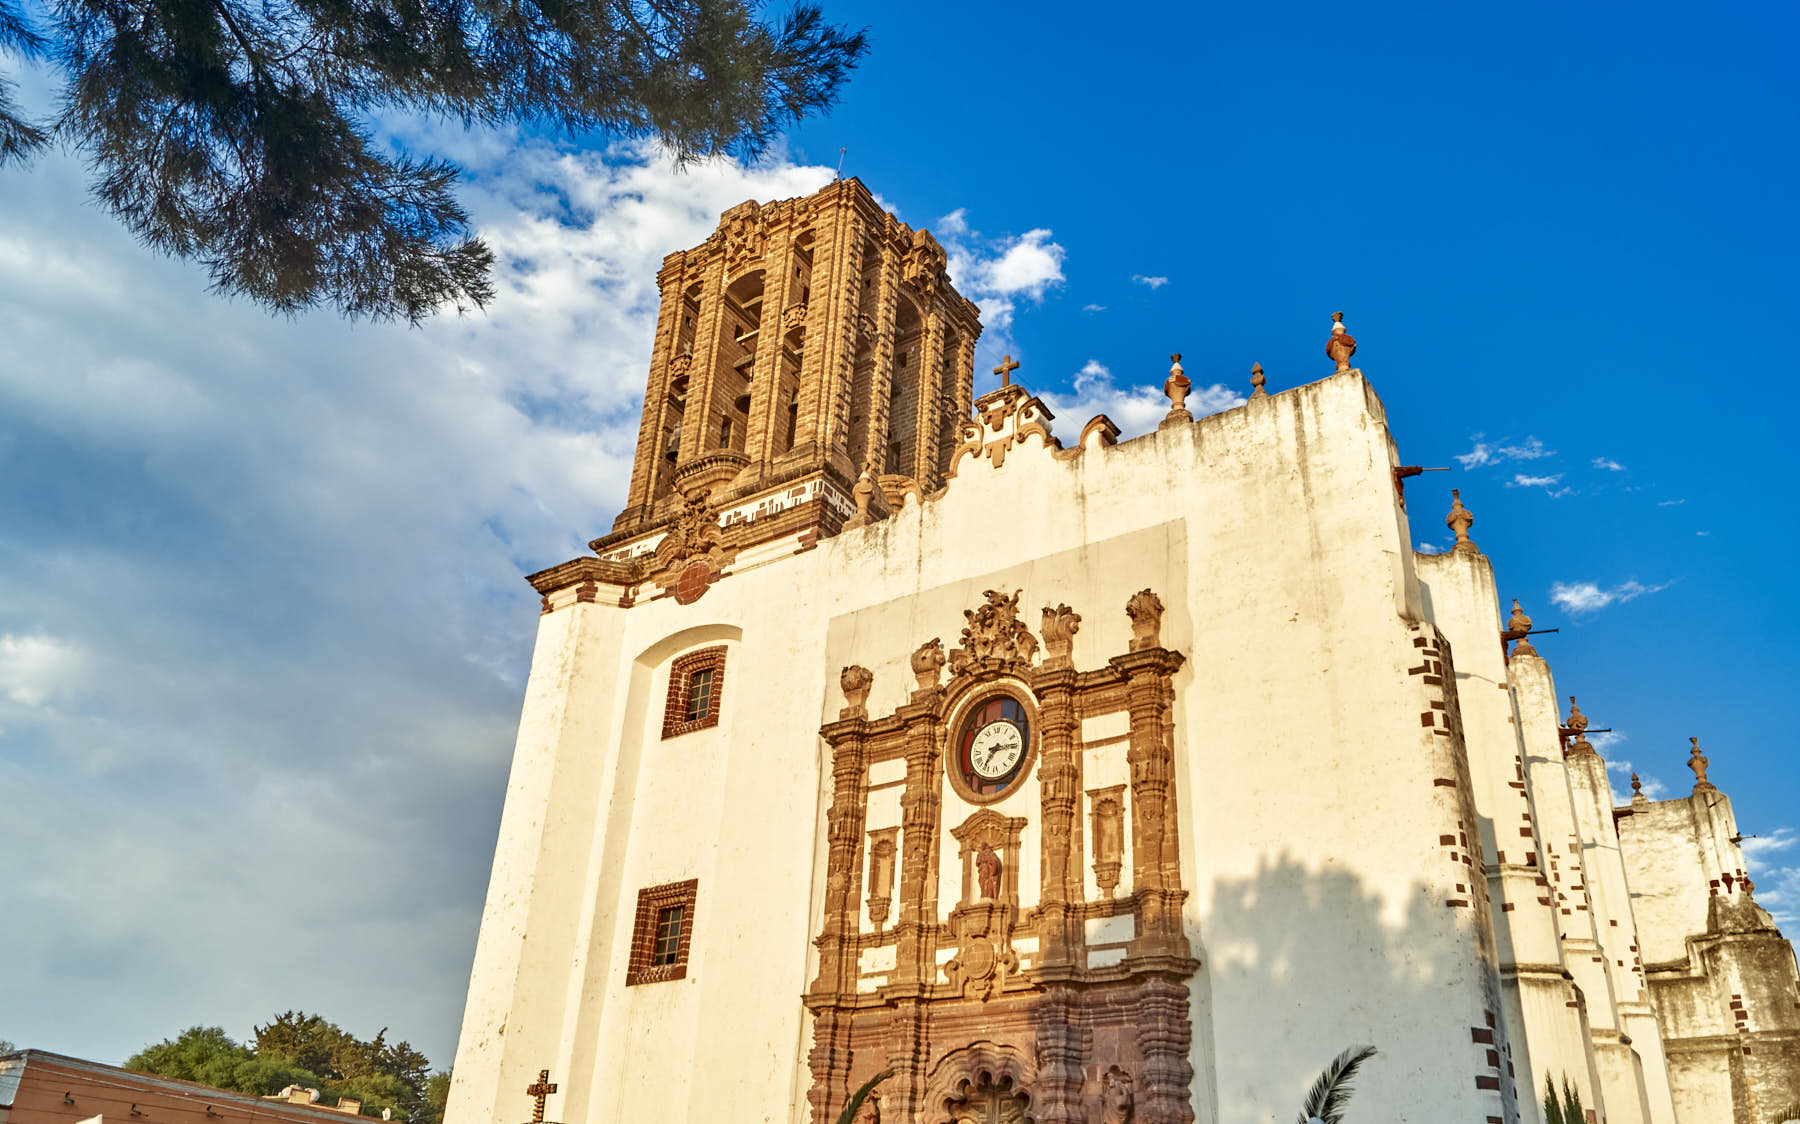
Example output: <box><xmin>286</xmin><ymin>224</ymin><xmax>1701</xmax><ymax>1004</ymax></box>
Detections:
<box><xmin>807</xmin><ymin>588</ymin><xmax>1197</xmax><ymax>1124</ymax></box>
<box><xmin>722</xmin><ymin>209</ymin><xmax>766</xmax><ymax>271</ymax></box>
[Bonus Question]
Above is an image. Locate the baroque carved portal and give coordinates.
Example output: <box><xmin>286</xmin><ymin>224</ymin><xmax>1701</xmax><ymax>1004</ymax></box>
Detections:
<box><xmin>808</xmin><ymin>589</ymin><xmax>1198</xmax><ymax>1124</ymax></box>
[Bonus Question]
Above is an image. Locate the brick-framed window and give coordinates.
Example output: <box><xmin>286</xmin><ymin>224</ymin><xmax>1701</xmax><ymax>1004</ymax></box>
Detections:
<box><xmin>662</xmin><ymin>646</ymin><xmax>726</xmax><ymax>739</ymax></box>
<box><xmin>626</xmin><ymin>878</ymin><xmax>699</xmax><ymax>986</ymax></box>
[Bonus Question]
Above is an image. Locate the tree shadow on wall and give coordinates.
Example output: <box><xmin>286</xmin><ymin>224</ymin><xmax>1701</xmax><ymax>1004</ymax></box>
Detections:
<box><xmin>1193</xmin><ymin>853</ymin><xmax>1508</xmax><ymax>1124</ymax></box>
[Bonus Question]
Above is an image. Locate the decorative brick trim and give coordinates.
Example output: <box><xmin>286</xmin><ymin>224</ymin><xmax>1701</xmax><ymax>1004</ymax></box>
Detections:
<box><xmin>626</xmin><ymin>878</ymin><xmax>699</xmax><ymax>986</ymax></box>
<box><xmin>662</xmin><ymin>646</ymin><xmax>728</xmax><ymax>739</ymax></box>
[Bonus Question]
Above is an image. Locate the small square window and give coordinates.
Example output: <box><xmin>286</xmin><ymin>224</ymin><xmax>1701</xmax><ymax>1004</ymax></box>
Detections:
<box><xmin>652</xmin><ymin>906</ymin><xmax>685</xmax><ymax>965</ymax></box>
<box><xmin>627</xmin><ymin>879</ymin><xmax>698</xmax><ymax>986</ymax></box>
<box><xmin>663</xmin><ymin>647</ymin><xmax>726</xmax><ymax>739</ymax></box>
<box><xmin>685</xmin><ymin>669</ymin><xmax>713</xmax><ymax>723</ymax></box>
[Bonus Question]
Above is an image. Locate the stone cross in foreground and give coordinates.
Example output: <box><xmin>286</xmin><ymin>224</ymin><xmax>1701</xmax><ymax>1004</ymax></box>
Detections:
<box><xmin>526</xmin><ymin>1070</ymin><xmax>557</xmax><ymax>1124</ymax></box>
<box><xmin>993</xmin><ymin>355</ymin><xmax>1019</xmax><ymax>387</ymax></box>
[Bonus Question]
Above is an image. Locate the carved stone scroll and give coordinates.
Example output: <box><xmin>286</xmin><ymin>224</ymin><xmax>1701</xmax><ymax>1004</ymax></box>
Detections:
<box><xmin>1126</xmin><ymin>589</ymin><xmax>1165</xmax><ymax>652</ymax></box>
<box><xmin>1040</xmin><ymin>604</ymin><xmax>1081</xmax><ymax>670</ymax></box>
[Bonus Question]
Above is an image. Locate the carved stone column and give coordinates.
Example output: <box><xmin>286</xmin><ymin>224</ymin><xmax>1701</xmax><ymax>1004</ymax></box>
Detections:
<box><xmin>864</xmin><ymin>231</ymin><xmax>901</xmax><ymax>473</ymax></box>
<box><xmin>915</xmin><ymin>303</ymin><xmax>946</xmax><ymax>489</ymax></box>
<box><xmin>806</xmin><ymin>1008</ymin><xmax>853</xmax><ymax>1124</ymax></box>
<box><xmin>1124</xmin><ymin>659</ymin><xmax>1170</xmax><ymax>933</ymax></box>
<box><xmin>821</xmin><ymin>216</ymin><xmax>865</xmax><ymax>480</ymax></box>
<box><xmin>882</xmin><ymin>998</ymin><xmax>930</xmax><ymax>1122</ymax></box>
<box><xmin>1031</xmin><ymin>987</ymin><xmax>1086</xmax><ymax>1124</ymax></box>
<box><xmin>1135</xmin><ymin>978</ymin><xmax>1196</xmax><ymax>1124</ymax></box>
<box><xmin>677</xmin><ymin>251</ymin><xmax>729</xmax><ymax>462</ymax></box>
<box><xmin>619</xmin><ymin>258</ymin><xmax>688</xmax><ymax>520</ymax></box>
<box><xmin>892</xmin><ymin>705</ymin><xmax>942</xmax><ymax>996</ymax></box>
<box><xmin>1034</xmin><ymin>670</ymin><xmax>1080</xmax><ymax>971</ymax></box>
<box><xmin>743</xmin><ymin>230</ymin><xmax>794</xmax><ymax>467</ymax></box>
<box><xmin>811</xmin><ymin>720</ymin><xmax>867</xmax><ymax>999</ymax></box>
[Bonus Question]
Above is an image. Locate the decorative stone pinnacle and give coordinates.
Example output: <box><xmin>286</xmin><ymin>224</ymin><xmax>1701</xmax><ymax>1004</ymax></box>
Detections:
<box><xmin>1446</xmin><ymin>489</ymin><xmax>1478</xmax><ymax>554</ymax></box>
<box><xmin>1250</xmin><ymin>362</ymin><xmax>1267</xmax><ymax>398</ymax></box>
<box><xmin>1565</xmin><ymin>696</ymin><xmax>1592</xmax><ymax>754</ymax></box>
<box><xmin>1161</xmin><ymin>353</ymin><xmax>1192</xmax><ymax>425</ymax></box>
<box><xmin>1507</xmin><ymin>598</ymin><xmax>1536</xmax><ymax>658</ymax></box>
<box><xmin>1688</xmin><ymin>736</ymin><xmax>1715</xmax><ymax>791</ymax></box>
<box><xmin>1631</xmin><ymin>772</ymin><xmax>1643</xmax><ymax>797</ymax></box>
<box><xmin>1326</xmin><ymin>310</ymin><xmax>1358</xmax><ymax>373</ymax></box>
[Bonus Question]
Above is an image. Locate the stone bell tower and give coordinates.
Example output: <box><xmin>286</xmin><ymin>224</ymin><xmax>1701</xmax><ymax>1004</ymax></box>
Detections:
<box><xmin>604</xmin><ymin>178</ymin><xmax>983</xmax><ymax>548</ymax></box>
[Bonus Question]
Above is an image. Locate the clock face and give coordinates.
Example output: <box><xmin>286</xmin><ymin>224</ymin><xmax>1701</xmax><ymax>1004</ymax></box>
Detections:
<box><xmin>955</xmin><ymin>695</ymin><xmax>1031</xmax><ymax>797</ymax></box>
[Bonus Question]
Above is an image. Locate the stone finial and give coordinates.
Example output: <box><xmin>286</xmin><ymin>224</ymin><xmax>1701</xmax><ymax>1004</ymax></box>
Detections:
<box><xmin>1326</xmin><ymin>310</ymin><xmax>1358</xmax><ymax>372</ymax></box>
<box><xmin>1507</xmin><ymin>598</ymin><xmax>1536</xmax><ymax>657</ymax></box>
<box><xmin>1565</xmin><ymin>696</ymin><xmax>1593</xmax><ymax>754</ymax></box>
<box><xmin>1250</xmin><ymin>361</ymin><xmax>1267</xmax><ymax>398</ymax></box>
<box><xmin>1041</xmin><ymin>604</ymin><xmax>1082</xmax><ymax>669</ymax></box>
<box><xmin>1161</xmin><ymin>353</ymin><xmax>1192</xmax><ymax>427</ymax></box>
<box><xmin>911</xmin><ymin>637</ymin><xmax>946</xmax><ymax>694</ymax></box>
<box><xmin>1126</xmin><ymin>589</ymin><xmax>1165</xmax><ymax>652</ymax></box>
<box><xmin>1630</xmin><ymin>772</ymin><xmax>1644</xmax><ymax>798</ymax></box>
<box><xmin>1688</xmin><ymin>736</ymin><xmax>1715</xmax><ymax>791</ymax></box>
<box><xmin>1446</xmin><ymin>489</ymin><xmax>1478</xmax><ymax>554</ymax></box>
<box><xmin>846</xmin><ymin>458</ymin><xmax>879</xmax><ymax>529</ymax></box>
<box><xmin>839</xmin><ymin>665</ymin><xmax>873</xmax><ymax>720</ymax></box>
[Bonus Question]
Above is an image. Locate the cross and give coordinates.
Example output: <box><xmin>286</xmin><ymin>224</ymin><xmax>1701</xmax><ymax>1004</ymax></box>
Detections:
<box><xmin>993</xmin><ymin>355</ymin><xmax>1019</xmax><ymax>387</ymax></box>
<box><xmin>526</xmin><ymin>1070</ymin><xmax>557</xmax><ymax>1124</ymax></box>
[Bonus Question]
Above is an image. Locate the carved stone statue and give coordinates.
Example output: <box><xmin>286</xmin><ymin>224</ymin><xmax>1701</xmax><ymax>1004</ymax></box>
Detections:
<box><xmin>949</xmin><ymin>590</ymin><xmax>1039</xmax><ymax>673</ymax></box>
<box><xmin>1162</xmin><ymin>354</ymin><xmax>1191</xmax><ymax>423</ymax></box>
<box><xmin>1689</xmin><ymin>736</ymin><xmax>1715</xmax><ymax>791</ymax></box>
<box><xmin>1326</xmin><ymin>310</ymin><xmax>1357</xmax><ymax>372</ymax></box>
<box><xmin>1041</xmin><ymin>603</ymin><xmax>1081</xmax><ymax>669</ymax></box>
<box><xmin>1126</xmin><ymin>589</ymin><xmax>1165</xmax><ymax>652</ymax></box>
<box><xmin>1446</xmin><ymin>489</ymin><xmax>1478</xmax><ymax>555</ymax></box>
<box><xmin>1100</xmin><ymin>1066</ymin><xmax>1134</xmax><ymax>1124</ymax></box>
<box><xmin>839</xmin><ymin>665</ymin><xmax>873</xmax><ymax>721</ymax></box>
<box><xmin>976</xmin><ymin>842</ymin><xmax>1001</xmax><ymax>900</ymax></box>
<box><xmin>911</xmin><ymin>637</ymin><xmax>946</xmax><ymax>692</ymax></box>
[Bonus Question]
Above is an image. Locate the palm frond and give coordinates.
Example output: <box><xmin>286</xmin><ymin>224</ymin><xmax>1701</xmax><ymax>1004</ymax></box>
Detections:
<box><xmin>1294</xmin><ymin>1045</ymin><xmax>1378</xmax><ymax>1124</ymax></box>
<box><xmin>835</xmin><ymin>1068</ymin><xmax>893</xmax><ymax>1124</ymax></box>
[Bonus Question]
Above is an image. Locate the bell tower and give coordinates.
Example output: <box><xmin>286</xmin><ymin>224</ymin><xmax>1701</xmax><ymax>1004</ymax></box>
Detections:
<box><xmin>603</xmin><ymin>178</ymin><xmax>983</xmax><ymax>548</ymax></box>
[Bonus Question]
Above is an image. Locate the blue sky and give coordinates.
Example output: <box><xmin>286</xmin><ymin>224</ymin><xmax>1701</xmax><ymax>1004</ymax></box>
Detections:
<box><xmin>3</xmin><ymin>0</ymin><xmax>1797</xmax><ymax>1071</ymax></box>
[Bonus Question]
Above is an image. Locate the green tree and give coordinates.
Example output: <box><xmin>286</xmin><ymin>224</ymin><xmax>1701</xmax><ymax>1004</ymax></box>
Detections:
<box><xmin>0</xmin><ymin>0</ymin><xmax>866</xmax><ymax>322</ymax></box>
<box><xmin>128</xmin><ymin>1016</ymin><xmax>446</xmax><ymax>1122</ymax></box>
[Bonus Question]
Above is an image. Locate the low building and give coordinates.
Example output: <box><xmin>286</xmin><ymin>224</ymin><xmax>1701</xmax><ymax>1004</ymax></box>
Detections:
<box><xmin>0</xmin><ymin>1050</ymin><xmax>374</xmax><ymax>1124</ymax></box>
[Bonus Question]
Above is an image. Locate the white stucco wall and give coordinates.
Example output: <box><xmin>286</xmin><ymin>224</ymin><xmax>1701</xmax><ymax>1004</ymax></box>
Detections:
<box><xmin>448</xmin><ymin>372</ymin><xmax>1525</xmax><ymax>1124</ymax></box>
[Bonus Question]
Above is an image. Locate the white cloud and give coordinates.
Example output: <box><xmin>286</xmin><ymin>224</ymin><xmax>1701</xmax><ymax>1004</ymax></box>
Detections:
<box><xmin>1592</xmin><ymin>457</ymin><xmax>1624</xmax><ymax>471</ymax></box>
<box><xmin>1508</xmin><ymin>473</ymin><xmax>1563</xmax><ymax>488</ymax></box>
<box><xmin>0</xmin><ymin>130</ymin><xmax>838</xmax><ymax>1065</ymax></box>
<box><xmin>1658</xmin><ymin>499</ymin><xmax>1685</xmax><ymax>507</ymax></box>
<box><xmin>0</xmin><ymin>633</ymin><xmax>85</xmax><ymax>708</ymax></box>
<box><xmin>1697</xmin><ymin>530</ymin><xmax>1711</xmax><ymax>537</ymax></box>
<box><xmin>1132</xmin><ymin>274</ymin><xmax>1169</xmax><ymax>289</ymax></box>
<box><xmin>1454</xmin><ymin>434</ymin><xmax>1555</xmax><ymax>470</ymax></box>
<box><xmin>1083</xmin><ymin>304</ymin><xmax>1106</xmax><ymax>313</ymax></box>
<box><xmin>1416</xmin><ymin>542</ymin><xmax>1443</xmax><ymax>555</ymax></box>
<box><xmin>937</xmin><ymin>215</ymin><xmax>1067</xmax><ymax>377</ymax></box>
<box><xmin>1603</xmin><ymin>748</ymin><xmax>1668</xmax><ymax>803</ymax></box>
<box><xmin>1741</xmin><ymin>828</ymin><xmax>1798</xmax><ymax>860</ymax></box>
<box><xmin>1549</xmin><ymin>579</ymin><xmax>1674</xmax><ymax>615</ymax></box>
<box><xmin>1038</xmin><ymin>359</ymin><xmax>1244</xmax><ymax>439</ymax></box>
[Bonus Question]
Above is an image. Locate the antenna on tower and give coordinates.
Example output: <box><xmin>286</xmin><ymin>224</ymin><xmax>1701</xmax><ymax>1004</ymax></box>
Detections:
<box><xmin>836</xmin><ymin>147</ymin><xmax>847</xmax><ymax>179</ymax></box>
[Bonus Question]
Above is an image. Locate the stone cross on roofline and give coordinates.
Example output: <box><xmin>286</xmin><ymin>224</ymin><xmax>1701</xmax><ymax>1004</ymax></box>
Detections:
<box><xmin>993</xmin><ymin>354</ymin><xmax>1019</xmax><ymax>387</ymax></box>
<box><xmin>525</xmin><ymin>1069</ymin><xmax>558</xmax><ymax>1124</ymax></box>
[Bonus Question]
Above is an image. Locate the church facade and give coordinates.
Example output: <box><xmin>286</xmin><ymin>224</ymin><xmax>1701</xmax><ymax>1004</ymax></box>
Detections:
<box><xmin>445</xmin><ymin>178</ymin><xmax>1800</xmax><ymax>1124</ymax></box>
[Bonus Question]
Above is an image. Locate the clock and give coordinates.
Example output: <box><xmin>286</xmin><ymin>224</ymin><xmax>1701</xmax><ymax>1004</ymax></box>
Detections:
<box><xmin>954</xmin><ymin>694</ymin><xmax>1032</xmax><ymax>798</ymax></box>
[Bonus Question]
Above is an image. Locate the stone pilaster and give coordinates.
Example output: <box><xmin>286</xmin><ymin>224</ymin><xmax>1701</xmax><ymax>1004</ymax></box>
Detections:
<box><xmin>1135</xmin><ymin>978</ymin><xmax>1196</xmax><ymax>1124</ymax></box>
<box><xmin>1035</xmin><ymin>671</ymin><xmax>1080</xmax><ymax>970</ymax></box>
<box><xmin>916</xmin><ymin>303</ymin><xmax>946</xmax><ymax>489</ymax></box>
<box><xmin>677</xmin><ymin>251</ymin><xmax>728</xmax><ymax>462</ymax></box>
<box><xmin>1031</xmin><ymin>987</ymin><xmax>1086</xmax><ymax>1124</ymax></box>
<box><xmin>892</xmin><ymin>708</ymin><xmax>943</xmax><ymax>995</ymax></box>
<box><xmin>863</xmin><ymin>232</ymin><xmax>901</xmax><ymax>472</ymax></box>
<box><xmin>743</xmin><ymin>232</ymin><xmax>794</xmax><ymax>469</ymax></box>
